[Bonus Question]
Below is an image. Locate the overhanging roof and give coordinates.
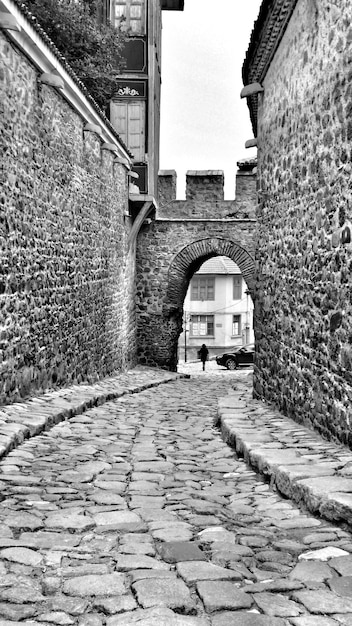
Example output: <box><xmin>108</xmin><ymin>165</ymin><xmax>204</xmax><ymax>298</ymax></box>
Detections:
<box><xmin>161</xmin><ymin>0</ymin><xmax>184</xmax><ymax>10</ymax></box>
<box><xmin>242</xmin><ymin>0</ymin><xmax>298</xmax><ymax>135</ymax></box>
<box><xmin>196</xmin><ymin>256</ymin><xmax>241</xmax><ymax>276</ymax></box>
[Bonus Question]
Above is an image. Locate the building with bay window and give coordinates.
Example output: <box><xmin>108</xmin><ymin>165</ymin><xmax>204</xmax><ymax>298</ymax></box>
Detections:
<box><xmin>100</xmin><ymin>0</ymin><xmax>184</xmax><ymax>197</ymax></box>
<box><xmin>178</xmin><ymin>257</ymin><xmax>254</xmax><ymax>362</ymax></box>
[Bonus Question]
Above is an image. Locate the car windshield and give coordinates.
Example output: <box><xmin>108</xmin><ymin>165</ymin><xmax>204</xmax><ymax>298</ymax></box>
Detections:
<box><xmin>233</xmin><ymin>344</ymin><xmax>254</xmax><ymax>353</ymax></box>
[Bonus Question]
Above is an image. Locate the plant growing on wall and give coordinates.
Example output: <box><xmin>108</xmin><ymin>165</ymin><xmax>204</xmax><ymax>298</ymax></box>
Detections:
<box><xmin>22</xmin><ymin>0</ymin><xmax>126</xmax><ymax>110</ymax></box>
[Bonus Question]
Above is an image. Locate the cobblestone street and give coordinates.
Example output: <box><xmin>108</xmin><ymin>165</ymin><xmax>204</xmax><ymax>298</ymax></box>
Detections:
<box><xmin>1</xmin><ymin>371</ymin><xmax>352</xmax><ymax>626</ymax></box>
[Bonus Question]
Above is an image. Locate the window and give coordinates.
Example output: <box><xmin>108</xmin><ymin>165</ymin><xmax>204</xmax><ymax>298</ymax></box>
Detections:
<box><xmin>112</xmin><ymin>0</ymin><xmax>145</xmax><ymax>34</ymax></box>
<box><xmin>110</xmin><ymin>100</ymin><xmax>145</xmax><ymax>162</ymax></box>
<box><xmin>232</xmin><ymin>315</ymin><xmax>241</xmax><ymax>336</ymax></box>
<box><xmin>191</xmin><ymin>315</ymin><xmax>214</xmax><ymax>337</ymax></box>
<box><xmin>191</xmin><ymin>277</ymin><xmax>215</xmax><ymax>301</ymax></box>
<box><xmin>233</xmin><ymin>276</ymin><xmax>242</xmax><ymax>300</ymax></box>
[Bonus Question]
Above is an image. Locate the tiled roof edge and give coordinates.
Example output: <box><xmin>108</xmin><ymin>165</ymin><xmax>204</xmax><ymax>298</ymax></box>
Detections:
<box><xmin>196</xmin><ymin>257</ymin><xmax>241</xmax><ymax>275</ymax></box>
<box><xmin>9</xmin><ymin>0</ymin><xmax>133</xmax><ymax>158</ymax></box>
<box><xmin>242</xmin><ymin>0</ymin><xmax>298</xmax><ymax>135</ymax></box>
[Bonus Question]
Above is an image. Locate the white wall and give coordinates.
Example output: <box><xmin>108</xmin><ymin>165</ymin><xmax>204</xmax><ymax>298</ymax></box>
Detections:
<box><xmin>179</xmin><ymin>272</ymin><xmax>254</xmax><ymax>360</ymax></box>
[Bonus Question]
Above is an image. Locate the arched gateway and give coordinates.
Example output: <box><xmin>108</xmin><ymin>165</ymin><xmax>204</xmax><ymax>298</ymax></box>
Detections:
<box><xmin>135</xmin><ymin>168</ymin><xmax>257</xmax><ymax>370</ymax></box>
<box><xmin>166</xmin><ymin>238</ymin><xmax>255</xmax><ymax>312</ymax></box>
<box><xmin>136</xmin><ymin>237</ymin><xmax>255</xmax><ymax>370</ymax></box>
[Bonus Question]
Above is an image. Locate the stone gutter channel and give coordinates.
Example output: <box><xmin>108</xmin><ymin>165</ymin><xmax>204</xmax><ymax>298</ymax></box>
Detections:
<box><xmin>217</xmin><ymin>384</ymin><xmax>352</xmax><ymax>529</ymax></box>
<box><xmin>0</xmin><ymin>367</ymin><xmax>186</xmax><ymax>461</ymax></box>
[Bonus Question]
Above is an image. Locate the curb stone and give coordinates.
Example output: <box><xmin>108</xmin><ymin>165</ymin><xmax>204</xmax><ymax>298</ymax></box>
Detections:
<box><xmin>217</xmin><ymin>385</ymin><xmax>352</xmax><ymax>528</ymax></box>
<box><xmin>0</xmin><ymin>367</ymin><xmax>186</xmax><ymax>461</ymax></box>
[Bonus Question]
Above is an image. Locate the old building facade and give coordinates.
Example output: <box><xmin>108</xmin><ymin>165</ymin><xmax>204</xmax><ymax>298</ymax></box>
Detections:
<box><xmin>243</xmin><ymin>0</ymin><xmax>352</xmax><ymax>445</ymax></box>
<box><xmin>179</xmin><ymin>256</ymin><xmax>254</xmax><ymax>362</ymax></box>
<box><xmin>105</xmin><ymin>0</ymin><xmax>184</xmax><ymax>196</ymax></box>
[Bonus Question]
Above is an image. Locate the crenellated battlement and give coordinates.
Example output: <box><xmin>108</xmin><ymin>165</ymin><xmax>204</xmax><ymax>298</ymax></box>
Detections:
<box><xmin>186</xmin><ymin>170</ymin><xmax>224</xmax><ymax>201</ymax></box>
<box><xmin>157</xmin><ymin>161</ymin><xmax>257</xmax><ymax>219</ymax></box>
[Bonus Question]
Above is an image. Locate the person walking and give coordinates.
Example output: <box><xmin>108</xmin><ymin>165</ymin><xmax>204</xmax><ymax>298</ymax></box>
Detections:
<box><xmin>199</xmin><ymin>343</ymin><xmax>209</xmax><ymax>371</ymax></box>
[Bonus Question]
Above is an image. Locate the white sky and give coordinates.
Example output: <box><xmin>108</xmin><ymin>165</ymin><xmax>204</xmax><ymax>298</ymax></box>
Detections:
<box><xmin>159</xmin><ymin>0</ymin><xmax>262</xmax><ymax>199</ymax></box>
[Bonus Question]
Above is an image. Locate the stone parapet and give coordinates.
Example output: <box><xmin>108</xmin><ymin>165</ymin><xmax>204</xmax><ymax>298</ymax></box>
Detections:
<box><xmin>157</xmin><ymin>169</ymin><xmax>257</xmax><ymax>219</ymax></box>
<box><xmin>234</xmin><ymin>172</ymin><xmax>257</xmax><ymax>217</ymax></box>
<box><xmin>186</xmin><ymin>170</ymin><xmax>224</xmax><ymax>202</ymax></box>
<box><xmin>158</xmin><ymin>170</ymin><xmax>177</xmax><ymax>204</ymax></box>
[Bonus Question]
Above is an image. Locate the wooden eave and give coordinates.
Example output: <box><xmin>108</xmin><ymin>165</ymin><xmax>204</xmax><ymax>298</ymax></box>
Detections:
<box><xmin>242</xmin><ymin>0</ymin><xmax>298</xmax><ymax>135</ymax></box>
<box><xmin>161</xmin><ymin>0</ymin><xmax>184</xmax><ymax>11</ymax></box>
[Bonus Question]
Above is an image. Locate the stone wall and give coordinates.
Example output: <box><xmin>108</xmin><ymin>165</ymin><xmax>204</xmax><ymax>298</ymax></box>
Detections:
<box><xmin>253</xmin><ymin>0</ymin><xmax>352</xmax><ymax>445</ymax></box>
<box><xmin>157</xmin><ymin>168</ymin><xmax>256</xmax><ymax>219</ymax></box>
<box><xmin>158</xmin><ymin>170</ymin><xmax>177</xmax><ymax>205</ymax></box>
<box><xmin>0</xmin><ymin>30</ymin><xmax>135</xmax><ymax>404</ymax></box>
<box><xmin>137</xmin><ymin>169</ymin><xmax>257</xmax><ymax>369</ymax></box>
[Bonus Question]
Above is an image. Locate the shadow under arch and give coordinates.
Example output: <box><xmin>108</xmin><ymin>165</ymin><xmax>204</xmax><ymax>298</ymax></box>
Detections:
<box><xmin>162</xmin><ymin>238</ymin><xmax>255</xmax><ymax>370</ymax></box>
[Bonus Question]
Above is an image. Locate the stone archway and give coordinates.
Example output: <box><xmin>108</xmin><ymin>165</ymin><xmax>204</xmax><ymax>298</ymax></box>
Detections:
<box><xmin>159</xmin><ymin>238</ymin><xmax>255</xmax><ymax>370</ymax></box>
<box><xmin>165</xmin><ymin>237</ymin><xmax>255</xmax><ymax>314</ymax></box>
<box><xmin>135</xmin><ymin>207</ymin><xmax>257</xmax><ymax>369</ymax></box>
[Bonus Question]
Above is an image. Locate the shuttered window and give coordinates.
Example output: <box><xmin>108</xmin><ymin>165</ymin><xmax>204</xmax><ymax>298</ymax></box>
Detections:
<box><xmin>233</xmin><ymin>276</ymin><xmax>242</xmax><ymax>300</ymax></box>
<box><xmin>112</xmin><ymin>0</ymin><xmax>145</xmax><ymax>34</ymax></box>
<box><xmin>190</xmin><ymin>277</ymin><xmax>215</xmax><ymax>301</ymax></box>
<box><xmin>191</xmin><ymin>315</ymin><xmax>214</xmax><ymax>337</ymax></box>
<box><xmin>110</xmin><ymin>101</ymin><xmax>145</xmax><ymax>162</ymax></box>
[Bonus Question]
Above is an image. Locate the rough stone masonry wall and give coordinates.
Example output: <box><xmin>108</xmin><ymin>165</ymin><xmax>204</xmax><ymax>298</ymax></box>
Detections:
<box><xmin>136</xmin><ymin>206</ymin><xmax>256</xmax><ymax>370</ymax></box>
<box><xmin>0</xmin><ymin>31</ymin><xmax>136</xmax><ymax>404</ymax></box>
<box><xmin>254</xmin><ymin>0</ymin><xmax>352</xmax><ymax>445</ymax></box>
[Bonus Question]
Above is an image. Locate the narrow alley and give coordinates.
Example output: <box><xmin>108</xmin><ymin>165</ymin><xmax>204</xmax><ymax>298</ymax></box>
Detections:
<box><xmin>1</xmin><ymin>370</ymin><xmax>352</xmax><ymax>626</ymax></box>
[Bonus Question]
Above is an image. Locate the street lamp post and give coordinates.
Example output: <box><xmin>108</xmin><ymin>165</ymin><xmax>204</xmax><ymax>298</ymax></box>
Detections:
<box><xmin>245</xmin><ymin>289</ymin><xmax>250</xmax><ymax>344</ymax></box>
<box><xmin>184</xmin><ymin>312</ymin><xmax>189</xmax><ymax>362</ymax></box>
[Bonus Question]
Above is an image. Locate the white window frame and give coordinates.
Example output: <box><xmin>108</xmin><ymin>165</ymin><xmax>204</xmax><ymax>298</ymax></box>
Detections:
<box><xmin>232</xmin><ymin>314</ymin><xmax>241</xmax><ymax>337</ymax></box>
<box><xmin>111</xmin><ymin>0</ymin><xmax>146</xmax><ymax>34</ymax></box>
<box><xmin>190</xmin><ymin>276</ymin><xmax>215</xmax><ymax>301</ymax></box>
<box><xmin>190</xmin><ymin>315</ymin><xmax>214</xmax><ymax>337</ymax></box>
<box><xmin>233</xmin><ymin>275</ymin><xmax>242</xmax><ymax>300</ymax></box>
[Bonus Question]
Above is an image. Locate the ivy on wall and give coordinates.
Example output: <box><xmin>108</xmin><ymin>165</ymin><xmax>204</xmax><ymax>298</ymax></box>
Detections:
<box><xmin>22</xmin><ymin>0</ymin><xmax>126</xmax><ymax>110</ymax></box>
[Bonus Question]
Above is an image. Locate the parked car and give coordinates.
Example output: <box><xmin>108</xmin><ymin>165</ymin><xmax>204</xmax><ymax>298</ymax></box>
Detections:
<box><xmin>216</xmin><ymin>343</ymin><xmax>255</xmax><ymax>370</ymax></box>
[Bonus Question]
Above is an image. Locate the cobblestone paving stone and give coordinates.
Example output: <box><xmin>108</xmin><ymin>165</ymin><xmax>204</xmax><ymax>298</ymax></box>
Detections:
<box><xmin>0</xmin><ymin>367</ymin><xmax>182</xmax><ymax>462</ymax></box>
<box><xmin>217</xmin><ymin>373</ymin><xmax>352</xmax><ymax>527</ymax></box>
<box><xmin>0</xmin><ymin>367</ymin><xmax>352</xmax><ymax>625</ymax></box>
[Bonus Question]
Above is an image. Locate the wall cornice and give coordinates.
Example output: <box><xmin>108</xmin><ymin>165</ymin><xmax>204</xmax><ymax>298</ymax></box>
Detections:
<box><xmin>242</xmin><ymin>0</ymin><xmax>298</xmax><ymax>135</ymax></box>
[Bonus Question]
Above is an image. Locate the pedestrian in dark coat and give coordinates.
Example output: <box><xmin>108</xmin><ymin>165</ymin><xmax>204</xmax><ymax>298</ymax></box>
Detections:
<box><xmin>199</xmin><ymin>344</ymin><xmax>209</xmax><ymax>371</ymax></box>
